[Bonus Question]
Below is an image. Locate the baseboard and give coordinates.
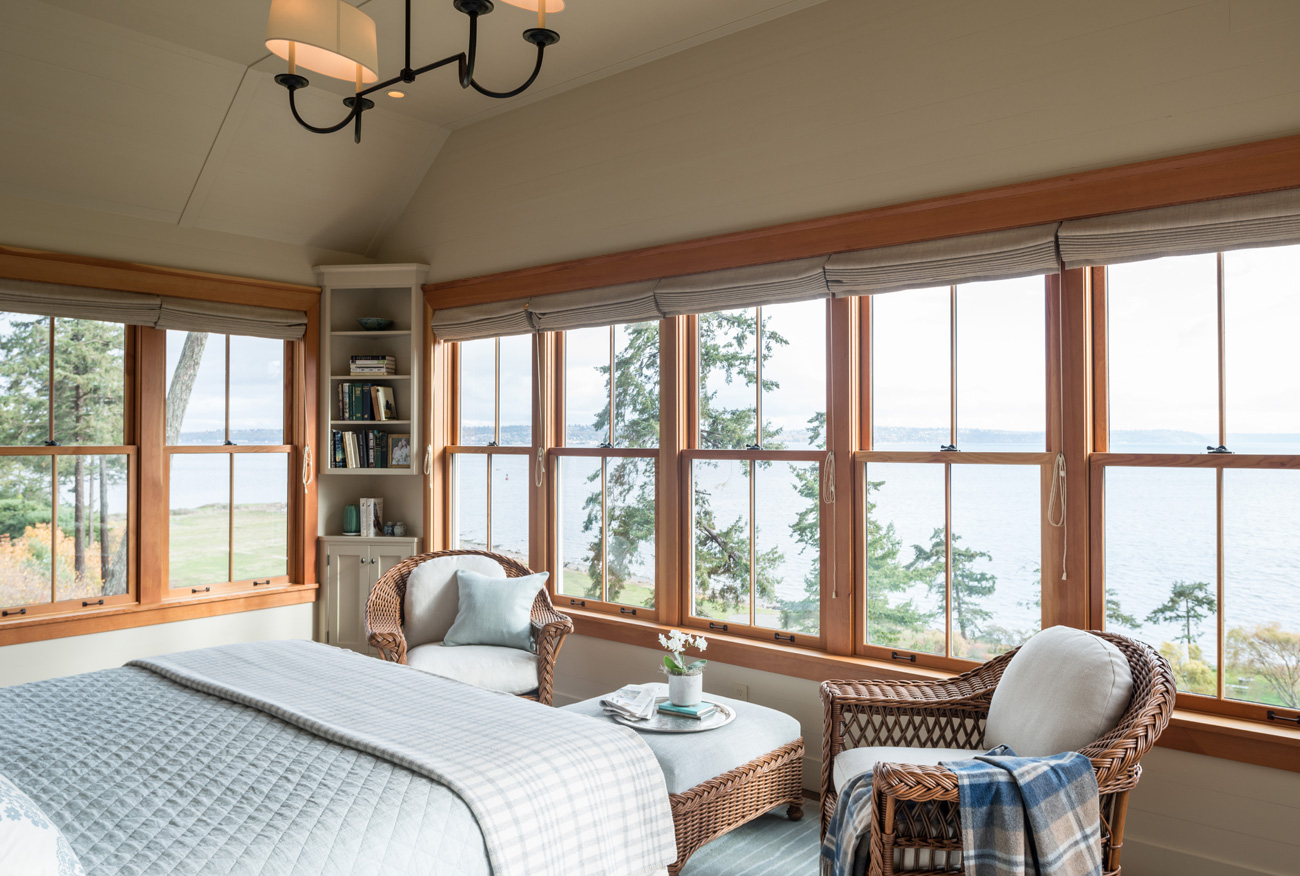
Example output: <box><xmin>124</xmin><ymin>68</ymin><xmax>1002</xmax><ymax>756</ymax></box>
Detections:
<box><xmin>1122</xmin><ymin>839</ymin><xmax>1287</xmax><ymax>876</ymax></box>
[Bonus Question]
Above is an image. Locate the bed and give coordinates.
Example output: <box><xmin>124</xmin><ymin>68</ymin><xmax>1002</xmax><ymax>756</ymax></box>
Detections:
<box><xmin>0</xmin><ymin>640</ymin><xmax>676</xmax><ymax>876</ymax></box>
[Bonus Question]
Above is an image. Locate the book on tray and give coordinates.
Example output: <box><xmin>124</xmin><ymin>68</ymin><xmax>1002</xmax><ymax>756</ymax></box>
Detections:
<box><xmin>657</xmin><ymin>700</ymin><xmax>719</xmax><ymax>720</ymax></box>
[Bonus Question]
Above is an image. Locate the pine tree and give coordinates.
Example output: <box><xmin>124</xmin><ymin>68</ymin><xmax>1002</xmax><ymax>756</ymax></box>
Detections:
<box><xmin>908</xmin><ymin>529</ymin><xmax>997</xmax><ymax>643</ymax></box>
<box><xmin>1146</xmin><ymin>579</ymin><xmax>1216</xmax><ymax>660</ymax></box>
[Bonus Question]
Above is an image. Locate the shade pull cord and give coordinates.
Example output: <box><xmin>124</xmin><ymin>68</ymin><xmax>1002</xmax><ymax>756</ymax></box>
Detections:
<box><xmin>1047</xmin><ymin>451</ymin><xmax>1067</xmax><ymax>580</ymax></box>
<box><xmin>302</xmin><ymin>445</ymin><xmax>313</xmax><ymax>490</ymax></box>
<box><xmin>534</xmin><ymin>336</ymin><xmax>547</xmax><ymax>489</ymax></box>
<box><xmin>822</xmin><ymin>450</ymin><xmax>836</xmax><ymax>504</ymax></box>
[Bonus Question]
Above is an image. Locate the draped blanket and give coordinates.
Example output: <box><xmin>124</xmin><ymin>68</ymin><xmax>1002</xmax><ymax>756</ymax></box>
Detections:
<box><xmin>821</xmin><ymin>747</ymin><xmax>1100</xmax><ymax>876</ymax></box>
<box><xmin>132</xmin><ymin>640</ymin><xmax>676</xmax><ymax>876</ymax></box>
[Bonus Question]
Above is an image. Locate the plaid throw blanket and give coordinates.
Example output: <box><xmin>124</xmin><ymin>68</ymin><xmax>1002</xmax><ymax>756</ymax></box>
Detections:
<box><xmin>821</xmin><ymin>746</ymin><xmax>1100</xmax><ymax>876</ymax></box>
<box><xmin>133</xmin><ymin>640</ymin><xmax>677</xmax><ymax>876</ymax></box>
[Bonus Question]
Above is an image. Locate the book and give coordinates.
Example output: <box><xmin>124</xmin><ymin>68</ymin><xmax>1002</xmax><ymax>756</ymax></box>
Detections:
<box><xmin>375</xmin><ymin>386</ymin><xmax>396</xmax><ymax>421</ymax></box>
<box><xmin>657</xmin><ymin>701</ymin><xmax>718</xmax><ymax>720</ymax></box>
<box><xmin>359</xmin><ymin>497</ymin><xmax>384</xmax><ymax>537</ymax></box>
<box><xmin>361</xmin><ymin>384</ymin><xmax>374</xmax><ymax>421</ymax></box>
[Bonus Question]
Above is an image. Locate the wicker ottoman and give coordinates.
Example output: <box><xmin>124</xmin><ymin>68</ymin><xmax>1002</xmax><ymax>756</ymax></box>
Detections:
<box><xmin>564</xmin><ymin>686</ymin><xmax>804</xmax><ymax>875</ymax></box>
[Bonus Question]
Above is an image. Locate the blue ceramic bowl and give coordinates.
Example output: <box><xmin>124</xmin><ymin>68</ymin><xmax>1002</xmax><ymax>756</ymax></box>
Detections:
<box><xmin>357</xmin><ymin>317</ymin><xmax>395</xmax><ymax>331</ymax></box>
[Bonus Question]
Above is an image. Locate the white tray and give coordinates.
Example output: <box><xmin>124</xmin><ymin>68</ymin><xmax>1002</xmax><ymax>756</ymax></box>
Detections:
<box><xmin>611</xmin><ymin>696</ymin><xmax>736</xmax><ymax>733</ymax></box>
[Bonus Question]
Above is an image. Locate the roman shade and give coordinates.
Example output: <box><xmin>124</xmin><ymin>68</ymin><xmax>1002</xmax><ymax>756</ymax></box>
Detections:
<box><xmin>1057</xmin><ymin>188</ymin><xmax>1300</xmax><ymax>268</ymax></box>
<box><xmin>0</xmin><ymin>278</ymin><xmax>309</xmax><ymax>340</ymax></box>
<box><xmin>155</xmin><ymin>298</ymin><xmax>308</xmax><ymax>340</ymax></box>
<box><xmin>0</xmin><ymin>279</ymin><xmax>160</xmax><ymax>325</ymax></box>
<box><xmin>431</xmin><ymin>298</ymin><xmax>534</xmax><ymax>341</ymax></box>
<box><xmin>655</xmin><ymin>256</ymin><xmax>831</xmax><ymax>317</ymax></box>
<box><xmin>825</xmin><ymin>224</ymin><xmax>1061</xmax><ymax>296</ymax></box>
<box><xmin>527</xmin><ymin>281</ymin><xmax>660</xmax><ymax>332</ymax></box>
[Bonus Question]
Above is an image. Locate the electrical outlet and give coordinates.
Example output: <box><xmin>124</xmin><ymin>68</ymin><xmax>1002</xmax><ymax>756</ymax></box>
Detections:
<box><xmin>731</xmin><ymin>683</ymin><xmax>749</xmax><ymax>701</ymax></box>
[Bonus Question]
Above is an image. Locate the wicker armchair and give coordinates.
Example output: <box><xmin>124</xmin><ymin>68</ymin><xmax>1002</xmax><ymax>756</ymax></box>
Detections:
<box><xmin>366</xmin><ymin>549</ymin><xmax>574</xmax><ymax>706</ymax></box>
<box><xmin>821</xmin><ymin>631</ymin><xmax>1175</xmax><ymax>876</ymax></box>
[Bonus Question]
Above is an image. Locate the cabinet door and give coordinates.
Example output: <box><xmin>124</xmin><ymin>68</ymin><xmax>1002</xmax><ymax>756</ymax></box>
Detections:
<box><xmin>371</xmin><ymin>544</ymin><xmax>414</xmax><ymax>583</ymax></box>
<box><xmin>325</xmin><ymin>542</ymin><xmax>370</xmax><ymax>654</ymax></box>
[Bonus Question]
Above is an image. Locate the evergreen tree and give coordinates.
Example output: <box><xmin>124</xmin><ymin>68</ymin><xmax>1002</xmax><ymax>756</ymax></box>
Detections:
<box><xmin>1146</xmin><ymin>579</ymin><xmax>1216</xmax><ymax>659</ymax></box>
<box><xmin>908</xmin><ymin>530</ymin><xmax>996</xmax><ymax>643</ymax></box>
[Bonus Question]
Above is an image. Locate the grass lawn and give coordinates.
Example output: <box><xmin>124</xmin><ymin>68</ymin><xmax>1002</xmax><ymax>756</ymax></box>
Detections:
<box><xmin>168</xmin><ymin>504</ymin><xmax>287</xmax><ymax>589</ymax></box>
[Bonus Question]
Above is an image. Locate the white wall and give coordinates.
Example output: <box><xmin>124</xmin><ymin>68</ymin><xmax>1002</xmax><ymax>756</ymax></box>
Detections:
<box><xmin>554</xmin><ymin>634</ymin><xmax>1300</xmax><ymax>876</ymax></box>
<box><xmin>382</xmin><ymin>0</ymin><xmax>1300</xmax><ymax>282</ymax></box>
<box><xmin>0</xmin><ymin>603</ymin><xmax>313</xmax><ymax>687</ymax></box>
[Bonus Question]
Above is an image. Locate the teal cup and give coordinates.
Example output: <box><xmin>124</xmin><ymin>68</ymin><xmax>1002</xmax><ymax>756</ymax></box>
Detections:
<box><xmin>342</xmin><ymin>504</ymin><xmax>361</xmax><ymax>535</ymax></box>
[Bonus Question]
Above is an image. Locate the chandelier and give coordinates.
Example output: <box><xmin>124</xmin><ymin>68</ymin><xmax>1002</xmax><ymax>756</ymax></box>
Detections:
<box><xmin>265</xmin><ymin>0</ymin><xmax>562</xmax><ymax>143</ymax></box>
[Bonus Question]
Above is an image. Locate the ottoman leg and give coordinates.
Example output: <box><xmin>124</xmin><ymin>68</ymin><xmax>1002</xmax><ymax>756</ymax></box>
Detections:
<box><xmin>787</xmin><ymin>801</ymin><xmax>804</xmax><ymax>821</ymax></box>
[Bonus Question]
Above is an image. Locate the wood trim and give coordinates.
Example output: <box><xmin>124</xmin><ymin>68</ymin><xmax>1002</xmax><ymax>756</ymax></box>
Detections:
<box><xmin>852</xmin><ymin>450</ymin><xmax>1053</xmax><ymax>465</ymax></box>
<box><xmin>682</xmin><ymin>448</ymin><xmax>827</xmax><ymax>463</ymax></box>
<box><xmin>1093</xmin><ymin>453</ymin><xmax>1300</xmax><ymax>469</ymax></box>
<box><xmin>300</xmin><ymin>304</ymin><xmax>319</xmax><ymax>585</ymax></box>
<box><xmin>1053</xmin><ymin>269</ymin><xmax>1091</xmax><ymax>627</ymax></box>
<box><xmin>659</xmin><ymin>317</ymin><xmax>686</xmax><ymax>625</ymax></box>
<box><xmin>424</xmin><ymin>134</ymin><xmax>1300</xmax><ymax>309</ymax></box>
<box><xmin>0</xmin><ymin>585</ymin><xmax>318</xmax><ymax>647</ymax></box>
<box><xmin>826</xmin><ymin>296</ymin><xmax>858</xmax><ymax>656</ymax></box>
<box><xmin>550</xmin><ymin>447</ymin><xmax>659</xmax><ymax>459</ymax></box>
<box><xmin>138</xmin><ymin>328</ymin><xmax>167</xmax><ymax>606</ymax></box>
<box><xmin>0</xmin><ymin>245</ymin><xmax>320</xmax><ymax>311</ymax></box>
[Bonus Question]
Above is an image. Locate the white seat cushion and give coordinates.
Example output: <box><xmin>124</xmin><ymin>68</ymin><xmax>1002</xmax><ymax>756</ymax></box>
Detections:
<box><xmin>406</xmin><ymin>642</ymin><xmax>540</xmax><ymax>695</ymax></box>
<box><xmin>833</xmin><ymin>746</ymin><xmax>984</xmax><ymax>794</ymax></box>
<box><xmin>403</xmin><ymin>555</ymin><xmax>509</xmax><ymax>648</ymax></box>
<box><xmin>983</xmin><ymin>625</ymin><xmax>1133</xmax><ymax>757</ymax></box>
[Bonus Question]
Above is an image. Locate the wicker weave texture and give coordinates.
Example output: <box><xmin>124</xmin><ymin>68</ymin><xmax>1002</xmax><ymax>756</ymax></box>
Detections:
<box><xmin>819</xmin><ymin>631</ymin><xmax>1176</xmax><ymax>875</ymax></box>
<box><xmin>666</xmin><ymin>738</ymin><xmax>805</xmax><ymax>876</ymax></box>
<box><xmin>365</xmin><ymin>549</ymin><xmax>574</xmax><ymax>706</ymax></box>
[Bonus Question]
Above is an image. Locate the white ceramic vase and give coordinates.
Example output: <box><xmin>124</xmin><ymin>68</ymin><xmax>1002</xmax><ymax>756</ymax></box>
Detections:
<box><xmin>667</xmin><ymin>672</ymin><xmax>703</xmax><ymax>707</ymax></box>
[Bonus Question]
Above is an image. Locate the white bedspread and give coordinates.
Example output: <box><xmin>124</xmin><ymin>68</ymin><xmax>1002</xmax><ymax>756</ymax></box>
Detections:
<box><xmin>132</xmin><ymin>640</ymin><xmax>676</xmax><ymax>876</ymax></box>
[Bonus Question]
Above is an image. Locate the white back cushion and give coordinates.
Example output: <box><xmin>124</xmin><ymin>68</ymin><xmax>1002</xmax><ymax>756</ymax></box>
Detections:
<box><xmin>983</xmin><ymin>626</ymin><xmax>1133</xmax><ymax>757</ymax></box>
<box><xmin>403</xmin><ymin>555</ymin><xmax>509</xmax><ymax>648</ymax></box>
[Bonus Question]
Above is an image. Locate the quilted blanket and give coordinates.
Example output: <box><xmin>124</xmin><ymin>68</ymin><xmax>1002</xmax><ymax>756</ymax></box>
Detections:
<box><xmin>132</xmin><ymin>640</ymin><xmax>677</xmax><ymax>876</ymax></box>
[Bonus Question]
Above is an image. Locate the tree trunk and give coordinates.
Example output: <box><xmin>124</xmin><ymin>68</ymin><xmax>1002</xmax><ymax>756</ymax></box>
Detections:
<box><xmin>166</xmin><ymin>332</ymin><xmax>208</xmax><ymax>445</ymax></box>
<box><xmin>99</xmin><ymin>457</ymin><xmax>109</xmax><ymax>585</ymax></box>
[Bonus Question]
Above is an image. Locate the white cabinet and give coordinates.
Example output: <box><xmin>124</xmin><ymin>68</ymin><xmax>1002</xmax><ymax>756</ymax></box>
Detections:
<box><xmin>320</xmin><ymin>536</ymin><xmax>420</xmax><ymax>654</ymax></box>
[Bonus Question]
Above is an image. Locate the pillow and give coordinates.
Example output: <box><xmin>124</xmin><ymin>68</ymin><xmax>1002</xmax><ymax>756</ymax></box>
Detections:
<box><xmin>983</xmin><ymin>625</ymin><xmax>1134</xmax><ymax>757</ymax></box>
<box><xmin>403</xmin><ymin>554</ymin><xmax>510</xmax><ymax>648</ymax></box>
<box><xmin>443</xmin><ymin>569</ymin><xmax>548</xmax><ymax>651</ymax></box>
<box><xmin>0</xmin><ymin>772</ymin><xmax>86</xmax><ymax>876</ymax></box>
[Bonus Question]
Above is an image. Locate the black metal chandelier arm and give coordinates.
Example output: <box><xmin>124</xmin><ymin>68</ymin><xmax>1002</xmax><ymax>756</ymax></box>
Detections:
<box><xmin>280</xmin><ymin>80</ymin><xmax>361</xmax><ymax>134</ymax></box>
<box><xmin>469</xmin><ymin>42</ymin><xmax>546</xmax><ymax>99</ymax></box>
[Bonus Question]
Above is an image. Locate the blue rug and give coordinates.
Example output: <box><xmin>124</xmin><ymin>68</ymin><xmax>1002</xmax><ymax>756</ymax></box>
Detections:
<box><xmin>680</xmin><ymin>804</ymin><xmax>818</xmax><ymax>875</ymax></box>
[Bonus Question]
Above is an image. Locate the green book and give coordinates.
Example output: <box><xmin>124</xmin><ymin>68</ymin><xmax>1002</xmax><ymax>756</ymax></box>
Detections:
<box><xmin>657</xmin><ymin>701</ymin><xmax>718</xmax><ymax>720</ymax></box>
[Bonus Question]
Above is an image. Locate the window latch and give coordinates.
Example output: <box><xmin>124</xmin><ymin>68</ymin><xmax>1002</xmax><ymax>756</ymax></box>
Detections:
<box><xmin>42</xmin><ymin>440</ymin><xmax>59</xmax><ymax>447</ymax></box>
<box><xmin>708</xmin><ymin>622</ymin><xmax>728</xmax><ymax>632</ymax></box>
<box><xmin>82</xmin><ymin>599</ymin><xmax>104</xmax><ymax>608</ymax></box>
<box><xmin>1267</xmin><ymin>710</ymin><xmax>1300</xmax><ymax>726</ymax></box>
<box><xmin>891</xmin><ymin>651</ymin><xmax>918</xmax><ymax>663</ymax></box>
<box><xmin>774</xmin><ymin>632</ymin><xmax>795</xmax><ymax>642</ymax></box>
<box><xmin>940</xmin><ymin>444</ymin><xmax>959</xmax><ymax>452</ymax></box>
<box><xmin>1206</xmin><ymin>445</ymin><xmax>1233</xmax><ymax>454</ymax></box>
<box><xmin>619</xmin><ymin>607</ymin><xmax>637</xmax><ymax>616</ymax></box>
<box><xmin>2</xmin><ymin>608</ymin><xmax>27</xmax><ymax>617</ymax></box>
<box><xmin>745</xmin><ymin>443</ymin><xmax>762</xmax><ymax>451</ymax></box>
<box><xmin>223</xmin><ymin>440</ymin><xmax>236</xmax><ymax>446</ymax></box>
<box><xmin>486</xmin><ymin>441</ymin><xmax>498</xmax><ymax>447</ymax></box>
<box><xmin>598</xmin><ymin>441</ymin><xmax>613</xmax><ymax>449</ymax></box>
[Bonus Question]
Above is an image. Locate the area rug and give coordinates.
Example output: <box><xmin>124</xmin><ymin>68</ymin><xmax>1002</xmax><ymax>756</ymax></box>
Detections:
<box><xmin>681</xmin><ymin>804</ymin><xmax>818</xmax><ymax>875</ymax></box>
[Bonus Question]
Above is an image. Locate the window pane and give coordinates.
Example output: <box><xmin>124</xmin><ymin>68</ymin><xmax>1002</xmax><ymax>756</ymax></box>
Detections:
<box><xmin>1224</xmin><ymin>469</ymin><xmax>1300</xmax><ymax>709</ymax></box>
<box><xmin>872</xmin><ymin>288</ymin><xmax>949</xmax><ymax>450</ymax></box>
<box><xmin>54</xmin><ymin>454</ymin><xmax>129</xmax><ymax>602</ymax></box>
<box><xmin>1224</xmin><ymin>245</ymin><xmax>1300</xmax><ymax>453</ymax></box>
<box><xmin>0</xmin><ymin>313</ymin><xmax>50</xmax><ymax>446</ymax></box>
<box><xmin>490</xmin><ymin>454</ymin><xmax>529</xmax><ymax>564</ymax></box>
<box><xmin>763</xmin><ymin>301</ymin><xmax>826</xmax><ymax>451</ymax></box>
<box><xmin>864</xmin><ymin>463</ymin><xmax>945</xmax><ymax>654</ymax></box>
<box><xmin>565</xmin><ymin>327</ymin><xmax>609</xmax><ymax>447</ymax></box>
<box><xmin>53</xmin><ymin>319</ymin><xmax>125</xmax><ymax>446</ymax></box>
<box><xmin>458</xmin><ymin>339</ymin><xmax>496</xmax><ymax>445</ymax></box>
<box><xmin>558</xmin><ymin>455</ymin><xmax>603</xmax><ymax>600</ymax></box>
<box><xmin>699</xmin><ymin>310</ymin><xmax>757</xmax><ymax>450</ymax></box>
<box><xmin>232</xmin><ymin>454</ymin><xmax>288</xmax><ymax>582</ymax></box>
<box><xmin>950</xmin><ymin>464</ymin><xmax>1040</xmax><ymax>659</ymax></box>
<box><xmin>613</xmin><ymin>322</ymin><xmax>660</xmax><ymax>448</ymax></box>
<box><xmin>691</xmin><ymin>458</ymin><xmax>752</xmax><ymax>624</ymax></box>
<box><xmin>166</xmin><ymin>331</ymin><xmax>226</xmax><ymax>445</ymax></box>
<box><xmin>498</xmin><ymin>334</ymin><xmax>533</xmax><ymax>446</ymax></box>
<box><xmin>1105</xmin><ymin>466</ymin><xmax>1217</xmax><ymax>697</ymax></box>
<box><xmin>0</xmin><ymin>455</ymin><xmax>52</xmax><ymax>609</ymax></box>
<box><xmin>1107</xmin><ymin>255</ymin><xmax>1218</xmax><ymax>449</ymax></box>
<box><xmin>606</xmin><ymin>457</ymin><xmax>656</xmax><ymax>609</ymax></box>
<box><xmin>228</xmin><ymin>336</ymin><xmax>284</xmax><ymax>444</ymax></box>
<box><xmin>450</xmin><ymin>453</ymin><xmax>487</xmax><ymax>551</ymax></box>
<box><xmin>169</xmin><ymin>453</ymin><xmax>230</xmax><ymax>589</ymax></box>
<box><xmin>956</xmin><ymin>277</ymin><xmax>1045</xmax><ymax>449</ymax></box>
<box><xmin>755</xmin><ymin>461</ymin><xmax>820</xmax><ymax>635</ymax></box>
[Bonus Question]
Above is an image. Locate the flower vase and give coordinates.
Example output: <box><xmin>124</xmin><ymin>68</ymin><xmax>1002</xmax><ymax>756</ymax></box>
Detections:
<box><xmin>667</xmin><ymin>672</ymin><xmax>703</xmax><ymax>707</ymax></box>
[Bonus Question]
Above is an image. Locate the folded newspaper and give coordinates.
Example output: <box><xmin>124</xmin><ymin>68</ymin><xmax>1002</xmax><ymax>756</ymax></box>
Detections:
<box><xmin>600</xmin><ymin>684</ymin><xmax>658</xmax><ymax>721</ymax></box>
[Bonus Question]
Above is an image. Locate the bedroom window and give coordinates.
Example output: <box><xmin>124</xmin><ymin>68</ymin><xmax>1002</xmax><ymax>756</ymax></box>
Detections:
<box><xmin>449</xmin><ymin>334</ymin><xmax>533</xmax><ymax>566</ymax></box>
<box><xmin>1096</xmin><ymin>244</ymin><xmax>1300</xmax><ymax>718</ymax></box>
<box><xmin>686</xmin><ymin>300</ymin><xmax>827</xmax><ymax>646</ymax></box>
<box><xmin>859</xmin><ymin>277</ymin><xmax>1048</xmax><ymax>663</ymax></box>
<box><xmin>165</xmin><ymin>331</ymin><xmax>290</xmax><ymax>592</ymax></box>
<box><xmin>553</xmin><ymin>322</ymin><xmax>660</xmax><ymax>617</ymax></box>
<box><xmin>0</xmin><ymin>313</ymin><xmax>134</xmax><ymax>615</ymax></box>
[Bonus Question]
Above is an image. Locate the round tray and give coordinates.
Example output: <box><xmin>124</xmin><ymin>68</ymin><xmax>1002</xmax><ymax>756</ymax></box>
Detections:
<box><xmin>611</xmin><ymin>696</ymin><xmax>736</xmax><ymax>733</ymax></box>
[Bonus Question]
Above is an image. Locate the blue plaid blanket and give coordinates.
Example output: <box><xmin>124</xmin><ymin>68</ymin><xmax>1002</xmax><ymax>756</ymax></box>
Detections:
<box><xmin>821</xmin><ymin>747</ymin><xmax>1101</xmax><ymax>876</ymax></box>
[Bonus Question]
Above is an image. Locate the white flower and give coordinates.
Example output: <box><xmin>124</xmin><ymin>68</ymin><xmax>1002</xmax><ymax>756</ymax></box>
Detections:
<box><xmin>694</xmin><ymin>636</ymin><xmax>708</xmax><ymax>652</ymax></box>
<box><xmin>657</xmin><ymin>633</ymin><xmax>671</xmax><ymax>650</ymax></box>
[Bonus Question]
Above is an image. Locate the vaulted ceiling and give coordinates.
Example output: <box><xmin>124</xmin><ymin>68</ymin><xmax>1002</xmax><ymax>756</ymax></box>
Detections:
<box><xmin>2</xmin><ymin>0</ymin><xmax>831</xmax><ymax>259</ymax></box>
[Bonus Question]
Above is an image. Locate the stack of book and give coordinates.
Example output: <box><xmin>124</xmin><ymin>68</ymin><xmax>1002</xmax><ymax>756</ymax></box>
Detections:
<box><xmin>337</xmin><ymin>383</ymin><xmax>397</xmax><ymax>421</ymax></box>
<box><xmin>657</xmin><ymin>700</ymin><xmax>719</xmax><ymax>720</ymax></box>
<box><xmin>350</xmin><ymin>355</ymin><xmax>396</xmax><ymax>375</ymax></box>
<box><xmin>330</xmin><ymin>430</ymin><xmax>409</xmax><ymax>469</ymax></box>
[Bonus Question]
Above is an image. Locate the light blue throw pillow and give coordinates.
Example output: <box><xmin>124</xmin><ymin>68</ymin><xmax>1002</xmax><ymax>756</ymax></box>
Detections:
<box><xmin>443</xmin><ymin>569</ymin><xmax>548</xmax><ymax>651</ymax></box>
<box><xmin>0</xmin><ymin>771</ymin><xmax>86</xmax><ymax>876</ymax></box>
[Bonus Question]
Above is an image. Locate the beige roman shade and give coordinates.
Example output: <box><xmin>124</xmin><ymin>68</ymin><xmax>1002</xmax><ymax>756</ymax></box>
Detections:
<box><xmin>528</xmin><ymin>281</ymin><xmax>661</xmax><ymax>332</ymax></box>
<box><xmin>825</xmin><ymin>224</ymin><xmax>1061</xmax><ymax>296</ymax></box>
<box><xmin>431</xmin><ymin>298</ymin><xmax>534</xmax><ymax>341</ymax></box>
<box><xmin>1057</xmin><ymin>189</ymin><xmax>1300</xmax><ymax>268</ymax></box>
<box><xmin>155</xmin><ymin>298</ymin><xmax>308</xmax><ymax>340</ymax></box>
<box><xmin>655</xmin><ymin>257</ymin><xmax>831</xmax><ymax>317</ymax></box>
<box><xmin>0</xmin><ymin>279</ymin><xmax>161</xmax><ymax>325</ymax></box>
